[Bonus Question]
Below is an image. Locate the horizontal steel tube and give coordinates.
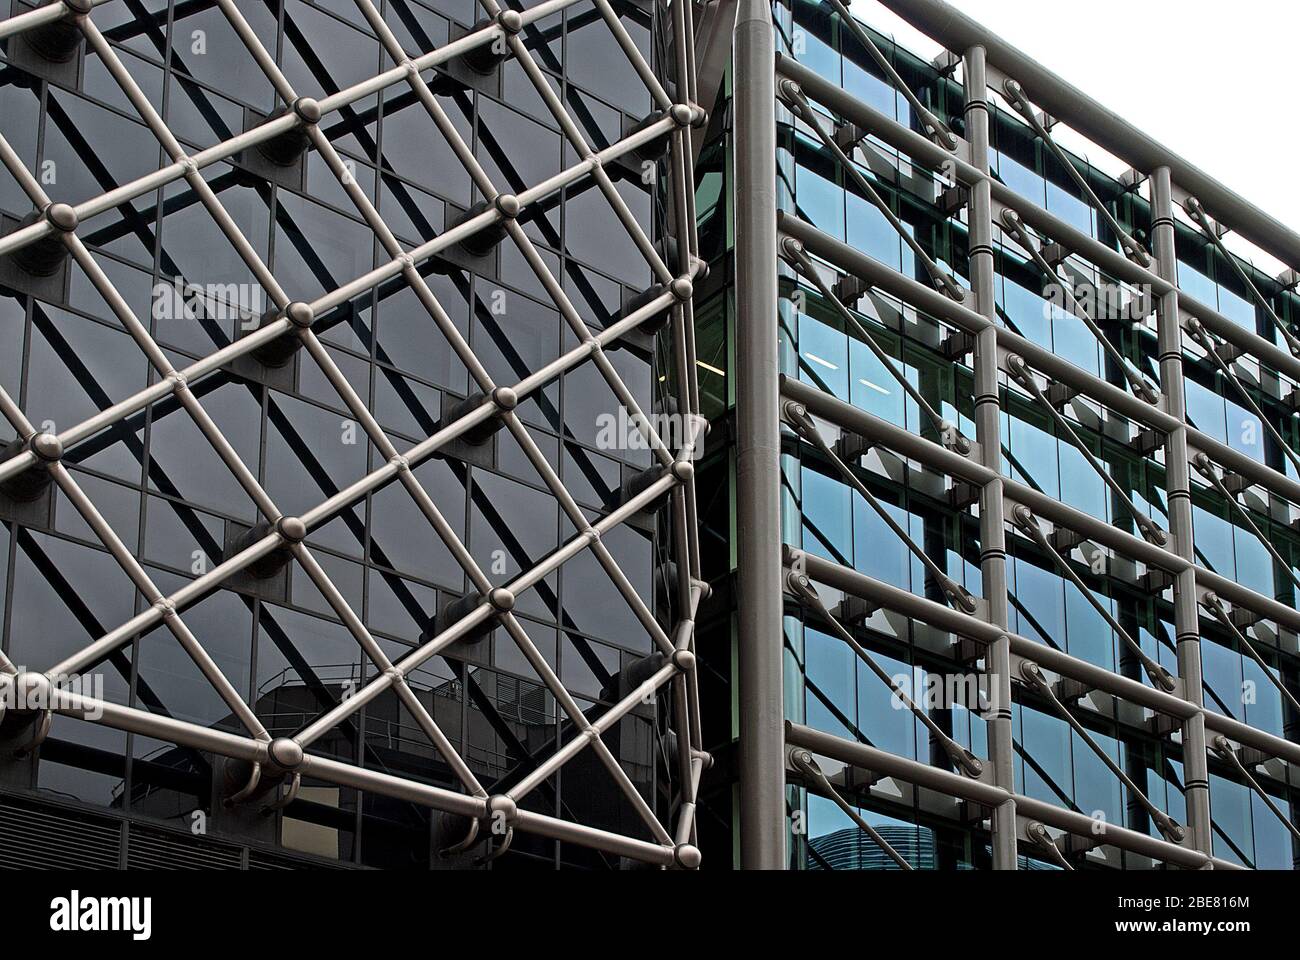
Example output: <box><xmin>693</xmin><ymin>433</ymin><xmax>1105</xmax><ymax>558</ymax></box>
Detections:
<box><xmin>512</xmin><ymin>810</ymin><xmax>676</xmax><ymax>866</ymax></box>
<box><xmin>781</xmin><ymin>375</ymin><xmax>1300</xmax><ymax>637</ymax></box>
<box><xmin>46</xmin><ymin>683</ymin><xmax>677</xmax><ymax>864</ymax></box>
<box><xmin>791</xmin><ymin>549</ymin><xmax>1300</xmax><ymax>771</ymax></box>
<box><xmin>780</xmin><ymin>211</ymin><xmax>1300</xmax><ymax>511</ymax></box>
<box><xmin>872</xmin><ymin>0</ymin><xmax>1300</xmax><ymax>274</ymax></box>
<box><xmin>776</xmin><ymin>55</ymin><xmax>1300</xmax><ymax>391</ymax></box>
<box><xmin>786</xmin><ymin>722</ymin><xmax>1238</xmax><ymax>869</ymax></box>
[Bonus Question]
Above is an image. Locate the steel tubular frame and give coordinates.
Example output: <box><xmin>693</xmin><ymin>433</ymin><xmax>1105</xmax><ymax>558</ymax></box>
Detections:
<box><xmin>731</xmin><ymin>1</ymin><xmax>1300</xmax><ymax>869</ymax></box>
<box><xmin>0</xmin><ymin>0</ymin><xmax>709</xmax><ymax>868</ymax></box>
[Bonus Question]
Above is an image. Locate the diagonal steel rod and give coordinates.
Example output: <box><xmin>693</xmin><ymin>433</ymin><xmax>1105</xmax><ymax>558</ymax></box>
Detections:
<box><xmin>1019</xmin><ymin>660</ymin><xmax>1185</xmax><ymax>842</ymax></box>
<box><xmin>1005</xmin><ymin>353</ymin><xmax>1169</xmax><ymax>546</ymax></box>
<box><xmin>1183</xmin><ymin>197</ymin><xmax>1300</xmax><ymax>356</ymax></box>
<box><xmin>781</xmin><ymin>237</ymin><xmax>973</xmax><ymax>453</ymax></box>
<box><xmin>1210</xmin><ymin>736</ymin><xmax>1300</xmax><ymax>844</ymax></box>
<box><xmin>778</xmin><ymin>79</ymin><xmax>966</xmax><ymax>302</ymax></box>
<box><xmin>787</xmin><ymin>572</ymin><xmax>984</xmax><ymax>778</ymax></box>
<box><xmin>1010</xmin><ymin>504</ymin><xmax>1176</xmax><ymax>691</ymax></box>
<box><xmin>1000</xmin><ymin>78</ymin><xmax>1150</xmax><ymax>267</ymax></box>
<box><xmin>1200</xmin><ymin>593</ymin><xmax>1300</xmax><ymax>718</ymax></box>
<box><xmin>825</xmin><ymin>0</ymin><xmax>956</xmax><ymax>150</ymax></box>
<box><xmin>1185</xmin><ymin>318</ymin><xmax>1300</xmax><ymax>477</ymax></box>
<box><xmin>789</xmin><ymin>747</ymin><xmax>914</xmax><ymax>869</ymax></box>
<box><xmin>1000</xmin><ymin>208</ymin><xmax>1160</xmax><ymax>404</ymax></box>
<box><xmin>785</xmin><ymin>401</ymin><xmax>979</xmax><ymax>613</ymax></box>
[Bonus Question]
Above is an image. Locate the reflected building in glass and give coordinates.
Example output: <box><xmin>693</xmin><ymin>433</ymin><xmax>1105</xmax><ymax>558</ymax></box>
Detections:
<box><xmin>2</xmin><ymin>0</ymin><xmax>1299</xmax><ymax>873</ymax></box>
<box><xmin>689</xmin><ymin>0</ymin><xmax>1300</xmax><ymax>871</ymax></box>
<box><xmin>0</xmin><ymin>0</ymin><xmax>710</xmax><ymax>870</ymax></box>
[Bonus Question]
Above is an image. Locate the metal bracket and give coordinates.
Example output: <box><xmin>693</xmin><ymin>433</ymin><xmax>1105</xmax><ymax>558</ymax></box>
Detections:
<box><xmin>832</xmin><ymin>121</ymin><xmax>868</xmax><ymax>154</ymax></box>
<box><xmin>941</xmin><ymin>329</ymin><xmax>975</xmax><ymax>361</ymax></box>
<box><xmin>937</xmin><ymin>185</ymin><xmax>969</xmax><ymax>217</ymax></box>
<box><xmin>834</xmin><ymin>430</ymin><xmax>872</xmax><ymax>463</ymax></box>
<box><xmin>1229</xmin><ymin>605</ymin><xmax>1262</xmax><ymax>631</ymax></box>
<box><xmin>832</xmin><ymin>272</ymin><xmax>868</xmax><ymax>307</ymax></box>
<box><xmin>1039</xmin><ymin>241</ymin><xmax>1070</xmax><ymax>268</ymax></box>
<box><xmin>1048</xmin><ymin>525</ymin><xmax>1087</xmax><ymax>554</ymax></box>
<box><xmin>1130</xmin><ymin>427</ymin><xmax>1165</xmax><ymax>457</ymax></box>
<box><xmin>835</xmin><ymin>594</ymin><xmax>878</xmax><ymax>624</ymax></box>
<box><xmin>1141</xmin><ymin>568</ymin><xmax>1174</xmax><ymax>594</ymax></box>
<box><xmin>1045</xmin><ymin>382</ymin><xmax>1079</xmax><ymax>408</ymax></box>
<box><xmin>949</xmin><ymin>480</ymin><xmax>980</xmax><ymax>510</ymax></box>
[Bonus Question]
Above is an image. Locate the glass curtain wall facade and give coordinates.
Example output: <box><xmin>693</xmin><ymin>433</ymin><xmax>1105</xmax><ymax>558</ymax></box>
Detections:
<box><xmin>693</xmin><ymin>0</ymin><xmax>1300</xmax><ymax>870</ymax></box>
<box><xmin>0</xmin><ymin>0</ymin><xmax>709</xmax><ymax>870</ymax></box>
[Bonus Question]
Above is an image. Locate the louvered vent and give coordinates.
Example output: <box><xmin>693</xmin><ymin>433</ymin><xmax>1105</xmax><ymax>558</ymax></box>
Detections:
<box><xmin>0</xmin><ymin>795</ymin><xmax>120</xmax><ymax>869</ymax></box>
<box><xmin>125</xmin><ymin>826</ymin><xmax>241</xmax><ymax>870</ymax></box>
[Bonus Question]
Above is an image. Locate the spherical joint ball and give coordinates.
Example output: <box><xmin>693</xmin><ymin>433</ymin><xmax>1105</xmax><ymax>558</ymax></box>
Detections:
<box><xmin>670</xmin><ymin>460</ymin><xmax>694</xmax><ymax>483</ymax></box>
<box><xmin>285</xmin><ymin>301</ymin><xmax>315</xmax><ymax>328</ymax></box>
<box><xmin>486</xmin><ymin>794</ymin><xmax>518</xmax><ymax>824</ymax></box>
<box><xmin>670</xmin><ymin>277</ymin><xmax>693</xmax><ymax>301</ymax></box>
<box><xmin>267</xmin><ymin>737</ymin><xmax>304</xmax><ymax>770</ymax></box>
<box><xmin>491</xmin><ymin>386</ymin><xmax>519</xmax><ymax>411</ymax></box>
<box><xmin>293</xmin><ymin>97</ymin><xmax>323</xmax><ymax>124</ymax></box>
<box><xmin>670</xmin><ymin>103</ymin><xmax>694</xmax><ymax>127</ymax></box>
<box><xmin>488</xmin><ymin>587</ymin><xmax>515</xmax><ymax>613</ymax></box>
<box><xmin>45</xmin><ymin>202</ymin><xmax>79</xmax><ymax>233</ymax></box>
<box><xmin>671</xmin><ymin>648</ymin><xmax>695</xmax><ymax>672</ymax></box>
<box><xmin>30</xmin><ymin>432</ymin><xmax>64</xmax><ymax>463</ymax></box>
<box><xmin>498</xmin><ymin>9</ymin><xmax>523</xmax><ymax>34</ymax></box>
<box><xmin>674</xmin><ymin>843</ymin><xmax>702</xmax><ymax>870</ymax></box>
<box><xmin>277</xmin><ymin>516</ymin><xmax>307</xmax><ymax>543</ymax></box>
<box><xmin>494</xmin><ymin>193</ymin><xmax>521</xmax><ymax>220</ymax></box>
<box><xmin>15</xmin><ymin>672</ymin><xmax>52</xmax><ymax>711</ymax></box>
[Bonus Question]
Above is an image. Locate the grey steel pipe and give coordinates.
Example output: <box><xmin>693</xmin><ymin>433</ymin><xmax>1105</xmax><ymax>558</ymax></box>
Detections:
<box><xmin>781</xmin><ymin>374</ymin><xmax>1300</xmax><ymax>638</ymax></box>
<box><xmin>734</xmin><ymin>0</ymin><xmax>786</xmax><ymax>870</ymax></box>
<box><xmin>786</xmin><ymin>723</ymin><xmax>1240</xmax><ymax>870</ymax></box>
<box><xmin>789</xmin><ymin>548</ymin><xmax>1300</xmax><ymax>773</ymax></box>
<box><xmin>775</xmin><ymin>54</ymin><xmax>1300</xmax><ymax>390</ymax></box>
<box><xmin>964</xmin><ymin>44</ymin><xmax>1016</xmax><ymax>869</ymax></box>
<box><xmin>1153</xmin><ymin>166</ymin><xmax>1213</xmax><ymax>853</ymax></box>
<box><xmin>873</xmin><ymin>0</ymin><xmax>1300</xmax><ymax>273</ymax></box>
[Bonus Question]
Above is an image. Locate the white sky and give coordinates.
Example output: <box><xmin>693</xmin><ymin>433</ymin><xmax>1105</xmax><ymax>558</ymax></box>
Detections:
<box><xmin>849</xmin><ymin>0</ymin><xmax>1300</xmax><ymax>275</ymax></box>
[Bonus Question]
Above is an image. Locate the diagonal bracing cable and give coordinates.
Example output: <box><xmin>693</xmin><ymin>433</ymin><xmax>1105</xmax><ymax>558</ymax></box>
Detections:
<box><xmin>787</xmin><ymin>572</ymin><xmax>985</xmax><ymax>779</ymax></box>
<box><xmin>1010</xmin><ymin>504</ymin><xmax>1177</xmax><ymax>692</ymax></box>
<box><xmin>784</xmin><ymin>400</ymin><xmax>981</xmax><ymax>614</ymax></box>
<box><xmin>1004</xmin><ymin>353</ymin><xmax>1170</xmax><ymax>546</ymax></box>
<box><xmin>1183</xmin><ymin>197</ymin><xmax>1300</xmax><ymax>357</ymax></box>
<box><xmin>1199</xmin><ymin>593</ymin><xmax>1300</xmax><ymax>718</ymax></box>
<box><xmin>999</xmin><ymin>78</ymin><xmax>1151</xmax><ymax>267</ymax></box>
<box><xmin>824</xmin><ymin>0</ymin><xmax>957</xmax><ymax>151</ymax></box>
<box><xmin>1000</xmin><ymin>208</ymin><xmax>1160</xmax><ymax>405</ymax></box>
<box><xmin>1024</xmin><ymin>820</ymin><xmax>1076</xmax><ymax>871</ymax></box>
<box><xmin>1210</xmin><ymin>736</ymin><xmax>1300</xmax><ymax>844</ymax></box>
<box><xmin>789</xmin><ymin>747</ymin><xmax>915</xmax><ymax>869</ymax></box>
<box><xmin>1184</xmin><ymin>317</ymin><xmax>1300</xmax><ymax>477</ymax></box>
<box><xmin>777</xmin><ymin>79</ymin><xmax>968</xmax><ymax>303</ymax></box>
<box><xmin>781</xmin><ymin>236</ymin><xmax>974</xmax><ymax>454</ymax></box>
<box><xmin>1019</xmin><ymin>659</ymin><xmax>1186</xmax><ymax>843</ymax></box>
<box><xmin>1192</xmin><ymin>453</ymin><xmax>1300</xmax><ymax>598</ymax></box>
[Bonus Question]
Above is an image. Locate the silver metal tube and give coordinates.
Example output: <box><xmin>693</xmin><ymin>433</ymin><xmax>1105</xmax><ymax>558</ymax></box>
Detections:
<box><xmin>1152</xmin><ymin>166</ymin><xmax>1213</xmax><ymax>854</ymax></box>
<box><xmin>733</xmin><ymin>0</ymin><xmax>785</xmax><ymax>870</ymax></box>
<box><xmin>873</xmin><ymin>0</ymin><xmax>1300</xmax><ymax>272</ymax></box>
<box><xmin>964</xmin><ymin>45</ymin><xmax>1016</xmax><ymax>869</ymax></box>
<box><xmin>775</xmin><ymin>54</ymin><xmax>1300</xmax><ymax>390</ymax></box>
<box><xmin>785</xmin><ymin>723</ymin><xmax>1241</xmax><ymax>870</ymax></box>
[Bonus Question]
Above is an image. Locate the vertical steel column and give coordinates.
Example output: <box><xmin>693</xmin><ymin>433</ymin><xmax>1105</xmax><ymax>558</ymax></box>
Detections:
<box><xmin>733</xmin><ymin>0</ymin><xmax>785</xmax><ymax>869</ymax></box>
<box><xmin>1152</xmin><ymin>166</ymin><xmax>1213</xmax><ymax>856</ymax></box>
<box><xmin>963</xmin><ymin>45</ymin><xmax>1017</xmax><ymax>869</ymax></box>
